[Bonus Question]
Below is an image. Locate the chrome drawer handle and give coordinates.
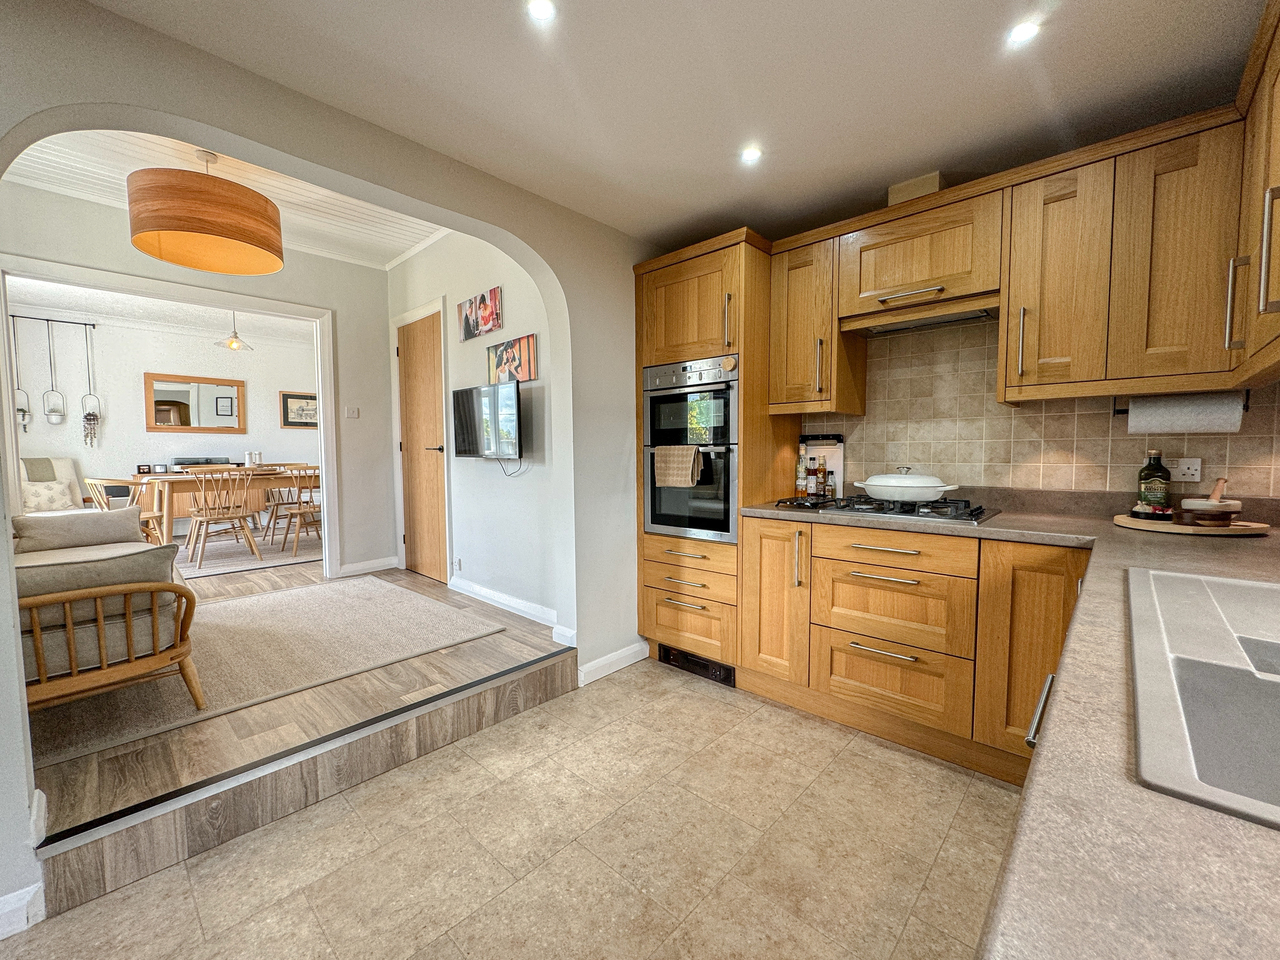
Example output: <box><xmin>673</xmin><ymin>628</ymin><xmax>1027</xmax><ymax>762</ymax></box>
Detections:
<box><xmin>1017</xmin><ymin>306</ymin><xmax>1026</xmax><ymax>378</ymax></box>
<box><xmin>1262</xmin><ymin>187</ymin><xmax>1280</xmax><ymax>313</ymax></box>
<box><xmin>723</xmin><ymin>292</ymin><xmax>732</xmax><ymax>345</ymax></box>
<box><xmin>664</xmin><ymin>549</ymin><xmax>708</xmax><ymax>559</ymax></box>
<box><xmin>1226</xmin><ymin>255</ymin><xmax>1249</xmax><ymax>350</ymax></box>
<box><xmin>845</xmin><ymin>570</ymin><xmax>920</xmax><ymax>586</ymax></box>
<box><xmin>663</xmin><ymin>576</ymin><xmax>707</xmax><ymax>589</ymax></box>
<box><xmin>847</xmin><ymin>542</ymin><xmax>920</xmax><ymax>556</ymax></box>
<box><xmin>814</xmin><ymin>337</ymin><xmax>824</xmax><ymax>394</ymax></box>
<box><xmin>847</xmin><ymin>640</ymin><xmax>918</xmax><ymax>662</ymax></box>
<box><xmin>877</xmin><ymin>284</ymin><xmax>944</xmax><ymax>304</ymax></box>
<box><xmin>1025</xmin><ymin>673</ymin><xmax>1055</xmax><ymax>749</ymax></box>
<box><xmin>661</xmin><ymin>597</ymin><xmax>706</xmax><ymax>611</ymax></box>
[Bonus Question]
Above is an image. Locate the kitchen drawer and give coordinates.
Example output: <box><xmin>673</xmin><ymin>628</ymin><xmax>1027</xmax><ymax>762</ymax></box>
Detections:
<box><xmin>810</xmin><ymin>625</ymin><xmax>974</xmax><ymax>738</ymax></box>
<box><xmin>642</xmin><ymin>560</ymin><xmax>738</xmax><ymax>605</ymax></box>
<box><xmin>641</xmin><ymin>586</ymin><xmax>738</xmax><ymax>665</ymax></box>
<box><xmin>810</xmin><ymin>557</ymin><xmax>976</xmax><ymax>658</ymax></box>
<box><xmin>810</xmin><ymin>524</ymin><xmax>978</xmax><ymax>578</ymax></box>
<box><xmin>642</xmin><ymin>534</ymin><xmax>738</xmax><ymax>576</ymax></box>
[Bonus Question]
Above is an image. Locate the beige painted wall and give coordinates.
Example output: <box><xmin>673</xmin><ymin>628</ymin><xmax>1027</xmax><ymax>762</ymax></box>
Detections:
<box><xmin>0</xmin><ymin>0</ymin><xmax>655</xmax><ymax>925</ymax></box>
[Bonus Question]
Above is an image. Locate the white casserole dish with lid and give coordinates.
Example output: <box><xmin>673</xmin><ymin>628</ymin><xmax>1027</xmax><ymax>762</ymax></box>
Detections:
<box><xmin>853</xmin><ymin>467</ymin><xmax>959</xmax><ymax>502</ymax></box>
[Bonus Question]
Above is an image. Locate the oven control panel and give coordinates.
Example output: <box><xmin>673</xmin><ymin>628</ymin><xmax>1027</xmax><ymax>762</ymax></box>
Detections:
<box><xmin>643</xmin><ymin>354</ymin><xmax>739</xmax><ymax>391</ymax></box>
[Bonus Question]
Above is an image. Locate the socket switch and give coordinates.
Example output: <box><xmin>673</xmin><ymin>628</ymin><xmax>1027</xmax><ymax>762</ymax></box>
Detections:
<box><xmin>1169</xmin><ymin>458</ymin><xmax>1201</xmax><ymax>483</ymax></box>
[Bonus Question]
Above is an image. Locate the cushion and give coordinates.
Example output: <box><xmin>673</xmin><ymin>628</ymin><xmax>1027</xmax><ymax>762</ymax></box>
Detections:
<box><xmin>13</xmin><ymin>506</ymin><xmax>146</xmax><ymax>554</ymax></box>
<box><xmin>15</xmin><ymin>542</ymin><xmax>178</xmax><ymax>603</ymax></box>
<box><xmin>21</xmin><ymin>480</ymin><xmax>78</xmax><ymax>514</ymax></box>
<box><xmin>19</xmin><ymin>458</ymin><xmax>86</xmax><ymax>506</ymax></box>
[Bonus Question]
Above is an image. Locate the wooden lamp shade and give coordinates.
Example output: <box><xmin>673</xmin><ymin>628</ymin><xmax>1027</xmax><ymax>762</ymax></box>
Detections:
<box><xmin>127</xmin><ymin>168</ymin><xmax>284</xmax><ymax>276</ymax></box>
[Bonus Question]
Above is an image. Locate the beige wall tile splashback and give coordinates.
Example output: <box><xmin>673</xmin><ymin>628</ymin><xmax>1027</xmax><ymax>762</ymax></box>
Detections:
<box><xmin>805</xmin><ymin>319</ymin><xmax>1280</xmax><ymax>499</ymax></box>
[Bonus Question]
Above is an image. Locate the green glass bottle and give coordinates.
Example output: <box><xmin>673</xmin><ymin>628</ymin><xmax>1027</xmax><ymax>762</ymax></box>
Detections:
<box><xmin>1137</xmin><ymin>449</ymin><xmax>1172</xmax><ymax>507</ymax></box>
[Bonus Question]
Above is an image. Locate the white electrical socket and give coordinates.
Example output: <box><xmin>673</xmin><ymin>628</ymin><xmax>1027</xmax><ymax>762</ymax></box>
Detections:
<box><xmin>1169</xmin><ymin>458</ymin><xmax>1202</xmax><ymax>482</ymax></box>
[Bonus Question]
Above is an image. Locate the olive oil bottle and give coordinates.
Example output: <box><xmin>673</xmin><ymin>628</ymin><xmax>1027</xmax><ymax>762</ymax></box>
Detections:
<box><xmin>1137</xmin><ymin>449</ymin><xmax>1172</xmax><ymax>507</ymax></box>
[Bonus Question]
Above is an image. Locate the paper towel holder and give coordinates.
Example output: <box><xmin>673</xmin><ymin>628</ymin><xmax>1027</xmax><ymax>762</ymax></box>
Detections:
<box><xmin>1112</xmin><ymin>390</ymin><xmax>1250</xmax><ymax>417</ymax></box>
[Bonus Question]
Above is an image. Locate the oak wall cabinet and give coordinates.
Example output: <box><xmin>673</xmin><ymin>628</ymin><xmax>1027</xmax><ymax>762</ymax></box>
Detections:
<box><xmin>1238</xmin><ymin>24</ymin><xmax>1280</xmax><ymax>364</ymax></box>
<box><xmin>639</xmin><ymin>245</ymin><xmax>742</xmax><ymax>367</ymax></box>
<box><xmin>768</xmin><ymin>240</ymin><xmax>867</xmax><ymax>415</ymax></box>
<box><xmin>973</xmin><ymin>541</ymin><xmax>1090</xmax><ymax>758</ymax></box>
<box><xmin>837</xmin><ymin>192</ymin><xmax>1004</xmax><ymax>325</ymax></box>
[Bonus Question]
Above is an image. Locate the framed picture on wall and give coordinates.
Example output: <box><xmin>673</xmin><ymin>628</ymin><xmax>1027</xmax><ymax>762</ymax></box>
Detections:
<box><xmin>457</xmin><ymin>285</ymin><xmax>503</xmax><ymax>341</ymax></box>
<box><xmin>280</xmin><ymin>391</ymin><xmax>318</xmax><ymax>429</ymax></box>
<box><xmin>215</xmin><ymin>396</ymin><xmax>235</xmax><ymax>417</ymax></box>
<box><xmin>487</xmin><ymin>334</ymin><xmax>538</xmax><ymax>383</ymax></box>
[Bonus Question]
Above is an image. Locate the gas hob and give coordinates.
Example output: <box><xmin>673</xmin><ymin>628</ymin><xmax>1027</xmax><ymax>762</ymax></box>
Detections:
<box><xmin>775</xmin><ymin>494</ymin><xmax>1000</xmax><ymax>525</ymax></box>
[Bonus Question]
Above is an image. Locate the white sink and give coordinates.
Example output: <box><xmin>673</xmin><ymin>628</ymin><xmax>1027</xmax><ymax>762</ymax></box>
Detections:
<box><xmin>1129</xmin><ymin>569</ymin><xmax>1280</xmax><ymax>829</ymax></box>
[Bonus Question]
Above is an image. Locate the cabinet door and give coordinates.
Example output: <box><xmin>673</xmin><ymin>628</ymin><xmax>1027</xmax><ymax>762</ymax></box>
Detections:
<box><xmin>837</xmin><ymin>192</ymin><xmax>1003</xmax><ymax>318</ymax></box>
<box><xmin>640</xmin><ymin>246</ymin><xmax>742</xmax><ymax>365</ymax></box>
<box><xmin>1006</xmin><ymin>161</ymin><xmax>1114</xmax><ymax>386</ymax></box>
<box><xmin>1240</xmin><ymin>39</ymin><xmax>1280</xmax><ymax>358</ymax></box>
<box><xmin>973</xmin><ymin>541</ymin><xmax>1090</xmax><ymax>757</ymax></box>
<box><xmin>770</xmin><ymin>241</ymin><xmax>834</xmax><ymax>404</ymax></box>
<box><xmin>740</xmin><ymin>517</ymin><xmax>811</xmax><ymax>684</ymax></box>
<box><xmin>1108</xmin><ymin>125</ymin><xmax>1244</xmax><ymax>379</ymax></box>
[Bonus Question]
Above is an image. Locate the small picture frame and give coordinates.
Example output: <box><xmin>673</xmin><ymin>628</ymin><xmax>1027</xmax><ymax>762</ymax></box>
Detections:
<box><xmin>215</xmin><ymin>396</ymin><xmax>235</xmax><ymax>417</ymax></box>
<box><xmin>280</xmin><ymin>391</ymin><xmax>318</xmax><ymax>429</ymax></box>
<box><xmin>136</xmin><ymin>464</ymin><xmax>152</xmax><ymax>474</ymax></box>
<box><xmin>153</xmin><ymin>464</ymin><xmax>170</xmax><ymax>474</ymax></box>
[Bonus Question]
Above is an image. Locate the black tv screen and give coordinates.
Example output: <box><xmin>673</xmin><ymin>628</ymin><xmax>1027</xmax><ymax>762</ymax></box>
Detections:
<box><xmin>452</xmin><ymin>381</ymin><xmax>522</xmax><ymax>460</ymax></box>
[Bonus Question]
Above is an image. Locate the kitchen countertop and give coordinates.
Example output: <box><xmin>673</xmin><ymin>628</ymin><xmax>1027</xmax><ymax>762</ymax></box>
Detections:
<box><xmin>742</xmin><ymin>502</ymin><xmax>1280</xmax><ymax>959</ymax></box>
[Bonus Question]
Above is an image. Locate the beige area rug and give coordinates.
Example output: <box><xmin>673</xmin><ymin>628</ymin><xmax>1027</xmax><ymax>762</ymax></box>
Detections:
<box><xmin>174</xmin><ymin>527</ymin><xmax>323</xmax><ymax>579</ymax></box>
<box><xmin>29</xmin><ymin>576</ymin><xmax>503</xmax><ymax>767</ymax></box>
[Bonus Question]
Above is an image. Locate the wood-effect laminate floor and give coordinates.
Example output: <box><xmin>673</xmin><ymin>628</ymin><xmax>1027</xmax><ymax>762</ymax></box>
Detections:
<box><xmin>6</xmin><ymin>659</ymin><xmax>1020</xmax><ymax>960</ymax></box>
<box><xmin>36</xmin><ymin>564</ymin><xmax>566</xmax><ymax>837</ymax></box>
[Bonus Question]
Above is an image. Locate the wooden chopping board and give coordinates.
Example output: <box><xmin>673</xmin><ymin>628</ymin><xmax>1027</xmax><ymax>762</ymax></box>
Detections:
<box><xmin>1113</xmin><ymin>515</ymin><xmax>1270</xmax><ymax>536</ymax></box>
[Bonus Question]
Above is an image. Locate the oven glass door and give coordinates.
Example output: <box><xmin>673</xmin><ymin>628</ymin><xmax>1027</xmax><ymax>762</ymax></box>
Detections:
<box><xmin>645</xmin><ymin>386</ymin><xmax>733</xmax><ymax>448</ymax></box>
<box><xmin>645</xmin><ymin>446</ymin><xmax>736</xmax><ymax>542</ymax></box>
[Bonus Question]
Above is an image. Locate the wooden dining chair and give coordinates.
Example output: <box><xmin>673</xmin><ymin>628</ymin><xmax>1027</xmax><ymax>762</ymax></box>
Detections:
<box><xmin>279</xmin><ymin>466</ymin><xmax>321</xmax><ymax>557</ymax></box>
<box><xmin>184</xmin><ymin>467</ymin><xmax>263</xmax><ymax>568</ymax></box>
<box><xmin>83</xmin><ymin>477</ymin><xmax>164</xmax><ymax>544</ymax></box>
<box><xmin>260</xmin><ymin>462</ymin><xmax>309</xmax><ymax>543</ymax></box>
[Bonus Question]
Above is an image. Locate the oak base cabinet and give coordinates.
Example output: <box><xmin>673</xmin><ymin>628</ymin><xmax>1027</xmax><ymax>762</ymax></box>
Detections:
<box><xmin>973</xmin><ymin>541</ymin><xmax>1090</xmax><ymax>757</ymax></box>
<box><xmin>740</xmin><ymin>517</ymin><xmax>811</xmax><ymax>684</ymax></box>
<box><xmin>641</xmin><ymin>587</ymin><xmax>739</xmax><ymax>666</ymax></box>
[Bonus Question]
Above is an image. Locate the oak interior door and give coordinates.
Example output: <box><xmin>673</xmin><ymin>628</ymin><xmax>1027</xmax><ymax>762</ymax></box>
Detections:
<box><xmin>397</xmin><ymin>312</ymin><xmax>448</xmax><ymax>582</ymax></box>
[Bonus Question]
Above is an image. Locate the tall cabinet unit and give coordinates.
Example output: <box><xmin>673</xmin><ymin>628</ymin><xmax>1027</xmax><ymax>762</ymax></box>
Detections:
<box><xmin>634</xmin><ymin>230</ymin><xmax>800</xmax><ymax>668</ymax></box>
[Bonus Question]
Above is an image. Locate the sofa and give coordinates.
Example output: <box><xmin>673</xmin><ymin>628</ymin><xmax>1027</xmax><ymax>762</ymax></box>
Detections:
<box><xmin>12</xmin><ymin>507</ymin><xmax>205</xmax><ymax>711</ymax></box>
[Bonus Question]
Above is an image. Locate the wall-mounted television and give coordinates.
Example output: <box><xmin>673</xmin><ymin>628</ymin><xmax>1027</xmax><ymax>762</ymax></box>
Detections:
<box><xmin>452</xmin><ymin>381</ymin><xmax>522</xmax><ymax>460</ymax></box>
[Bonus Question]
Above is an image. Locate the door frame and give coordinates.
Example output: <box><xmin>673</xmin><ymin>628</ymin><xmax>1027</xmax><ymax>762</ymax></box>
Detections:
<box><xmin>0</xmin><ymin>253</ymin><xmax>341</xmax><ymax>579</ymax></box>
<box><xmin>388</xmin><ymin>297</ymin><xmax>451</xmax><ymax>575</ymax></box>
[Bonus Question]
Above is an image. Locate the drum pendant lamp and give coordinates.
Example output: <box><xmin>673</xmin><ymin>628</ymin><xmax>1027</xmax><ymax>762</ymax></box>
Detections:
<box><xmin>127</xmin><ymin>151</ymin><xmax>284</xmax><ymax>276</ymax></box>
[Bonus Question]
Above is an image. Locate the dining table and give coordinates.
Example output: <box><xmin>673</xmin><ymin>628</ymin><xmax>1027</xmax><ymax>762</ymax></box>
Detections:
<box><xmin>133</xmin><ymin>468</ymin><xmax>297</xmax><ymax>545</ymax></box>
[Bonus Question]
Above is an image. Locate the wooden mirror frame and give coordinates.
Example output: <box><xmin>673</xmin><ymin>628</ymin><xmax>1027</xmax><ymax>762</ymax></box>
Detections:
<box><xmin>145</xmin><ymin>373</ymin><xmax>247</xmax><ymax>434</ymax></box>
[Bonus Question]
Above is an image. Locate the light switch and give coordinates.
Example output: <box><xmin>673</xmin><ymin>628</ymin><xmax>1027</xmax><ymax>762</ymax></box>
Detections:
<box><xmin>344</xmin><ymin>406</ymin><xmax>360</xmax><ymax>419</ymax></box>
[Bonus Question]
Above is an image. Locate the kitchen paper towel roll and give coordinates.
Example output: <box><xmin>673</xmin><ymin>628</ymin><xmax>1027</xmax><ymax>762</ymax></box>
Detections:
<box><xmin>1127</xmin><ymin>392</ymin><xmax>1245</xmax><ymax>435</ymax></box>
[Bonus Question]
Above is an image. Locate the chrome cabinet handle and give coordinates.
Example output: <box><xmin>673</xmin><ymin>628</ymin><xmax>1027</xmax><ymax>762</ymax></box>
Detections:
<box><xmin>793</xmin><ymin>530</ymin><xmax>801</xmax><ymax>587</ymax></box>
<box><xmin>847</xmin><ymin>640</ymin><xmax>918</xmax><ymax>662</ymax></box>
<box><xmin>814</xmin><ymin>338</ymin><xmax>824</xmax><ymax>394</ymax></box>
<box><xmin>663</xmin><ymin>576</ymin><xmax>707</xmax><ymax>589</ymax></box>
<box><xmin>1226</xmin><ymin>255</ymin><xmax>1249</xmax><ymax>350</ymax></box>
<box><xmin>1262</xmin><ymin>187</ymin><xmax>1280</xmax><ymax>314</ymax></box>
<box><xmin>877</xmin><ymin>285</ymin><xmax>944</xmax><ymax>304</ymax></box>
<box><xmin>1017</xmin><ymin>306</ymin><xmax>1026</xmax><ymax>378</ymax></box>
<box><xmin>664</xmin><ymin>548</ymin><xmax>708</xmax><ymax>559</ymax></box>
<box><xmin>1025</xmin><ymin>673</ymin><xmax>1056</xmax><ymax>749</ymax></box>
<box><xmin>845</xmin><ymin>570</ymin><xmax>920</xmax><ymax>586</ymax></box>
<box><xmin>847</xmin><ymin>542</ymin><xmax>920</xmax><ymax>556</ymax></box>
<box><xmin>723</xmin><ymin>293</ymin><xmax>732</xmax><ymax>345</ymax></box>
<box><xmin>661</xmin><ymin>597</ymin><xmax>706</xmax><ymax>611</ymax></box>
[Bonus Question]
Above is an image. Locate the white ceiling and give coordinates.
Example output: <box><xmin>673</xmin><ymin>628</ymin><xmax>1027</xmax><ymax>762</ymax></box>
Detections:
<box><xmin>87</xmin><ymin>0</ymin><xmax>1264</xmax><ymax>249</ymax></box>
<box><xmin>3</xmin><ymin>130</ymin><xmax>450</xmax><ymax>271</ymax></box>
<box><xmin>5</xmin><ymin>277</ymin><xmax>314</xmax><ymax>344</ymax></box>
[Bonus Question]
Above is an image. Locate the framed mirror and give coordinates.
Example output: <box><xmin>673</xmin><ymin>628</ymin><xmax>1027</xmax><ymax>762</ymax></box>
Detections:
<box><xmin>145</xmin><ymin>373</ymin><xmax>247</xmax><ymax>434</ymax></box>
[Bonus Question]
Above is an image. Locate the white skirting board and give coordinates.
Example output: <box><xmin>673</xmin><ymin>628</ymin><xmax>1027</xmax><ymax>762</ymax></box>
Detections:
<box><xmin>552</xmin><ymin>626</ymin><xmax>577</xmax><ymax>648</ymax></box>
<box><xmin>0</xmin><ymin>883</ymin><xmax>43</xmax><ymax>940</ymax></box>
<box><xmin>448</xmin><ymin>576</ymin><xmax>558</xmax><ymax>626</ymax></box>
<box><xmin>578</xmin><ymin>640</ymin><xmax>650</xmax><ymax>686</ymax></box>
<box><xmin>336</xmin><ymin>556</ymin><xmax>401</xmax><ymax>577</ymax></box>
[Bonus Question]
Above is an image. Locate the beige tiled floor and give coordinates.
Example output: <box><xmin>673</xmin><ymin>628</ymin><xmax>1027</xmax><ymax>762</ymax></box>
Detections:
<box><xmin>3</xmin><ymin>659</ymin><xmax>1023</xmax><ymax>960</ymax></box>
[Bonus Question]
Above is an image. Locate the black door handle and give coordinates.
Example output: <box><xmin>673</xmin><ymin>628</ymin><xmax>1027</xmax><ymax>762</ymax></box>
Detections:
<box><xmin>428</xmin><ymin>446</ymin><xmax>444</xmax><ymax>452</ymax></box>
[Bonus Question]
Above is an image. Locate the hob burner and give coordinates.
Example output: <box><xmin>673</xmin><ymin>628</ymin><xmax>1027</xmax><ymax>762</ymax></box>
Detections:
<box><xmin>826</xmin><ymin>495</ymin><xmax>1000</xmax><ymax>525</ymax></box>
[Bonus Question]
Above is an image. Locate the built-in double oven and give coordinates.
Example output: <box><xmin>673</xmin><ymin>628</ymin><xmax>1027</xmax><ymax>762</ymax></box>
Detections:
<box><xmin>642</xmin><ymin>354</ymin><xmax>738</xmax><ymax>543</ymax></box>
